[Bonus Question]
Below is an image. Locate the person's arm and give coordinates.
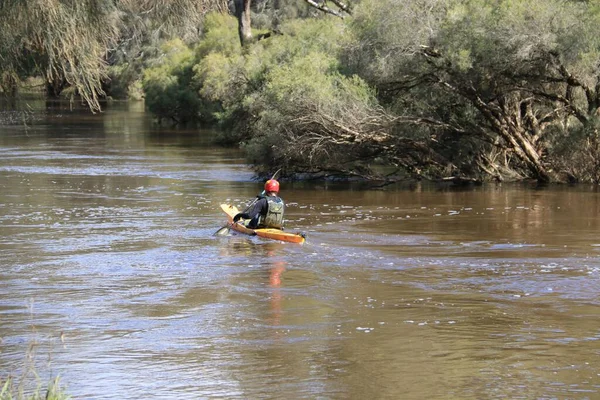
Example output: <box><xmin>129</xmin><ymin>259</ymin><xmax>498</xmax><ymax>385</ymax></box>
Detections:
<box><xmin>233</xmin><ymin>198</ymin><xmax>266</xmax><ymax>222</ymax></box>
<box><xmin>233</xmin><ymin>213</ymin><xmax>250</xmax><ymax>222</ymax></box>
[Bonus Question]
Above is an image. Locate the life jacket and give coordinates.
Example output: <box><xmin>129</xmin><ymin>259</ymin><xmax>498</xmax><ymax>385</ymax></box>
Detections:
<box><xmin>259</xmin><ymin>196</ymin><xmax>284</xmax><ymax>229</ymax></box>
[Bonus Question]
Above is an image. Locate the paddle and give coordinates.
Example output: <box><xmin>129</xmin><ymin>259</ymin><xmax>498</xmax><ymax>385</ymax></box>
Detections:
<box><xmin>214</xmin><ymin>169</ymin><xmax>281</xmax><ymax>236</ymax></box>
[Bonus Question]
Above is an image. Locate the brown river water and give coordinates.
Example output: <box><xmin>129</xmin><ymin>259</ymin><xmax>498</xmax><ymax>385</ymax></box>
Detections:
<box><xmin>1</xmin><ymin>100</ymin><xmax>599</xmax><ymax>399</ymax></box>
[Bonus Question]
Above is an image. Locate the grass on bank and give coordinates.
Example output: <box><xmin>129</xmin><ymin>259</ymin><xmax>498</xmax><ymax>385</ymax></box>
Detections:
<box><xmin>0</xmin><ymin>376</ymin><xmax>69</xmax><ymax>400</ymax></box>
<box><xmin>0</xmin><ymin>376</ymin><xmax>70</xmax><ymax>400</ymax></box>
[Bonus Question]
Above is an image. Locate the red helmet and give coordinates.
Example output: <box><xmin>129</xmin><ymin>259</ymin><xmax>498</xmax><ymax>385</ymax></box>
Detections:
<box><xmin>264</xmin><ymin>179</ymin><xmax>280</xmax><ymax>193</ymax></box>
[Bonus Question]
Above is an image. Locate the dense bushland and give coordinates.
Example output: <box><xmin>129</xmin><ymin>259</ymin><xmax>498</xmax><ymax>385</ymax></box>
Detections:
<box><xmin>4</xmin><ymin>0</ymin><xmax>600</xmax><ymax>183</ymax></box>
<box><xmin>141</xmin><ymin>0</ymin><xmax>600</xmax><ymax>183</ymax></box>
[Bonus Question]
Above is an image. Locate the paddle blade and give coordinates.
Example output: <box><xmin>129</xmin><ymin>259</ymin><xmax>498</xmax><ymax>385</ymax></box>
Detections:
<box><xmin>214</xmin><ymin>225</ymin><xmax>231</xmax><ymax>236</ymax></box>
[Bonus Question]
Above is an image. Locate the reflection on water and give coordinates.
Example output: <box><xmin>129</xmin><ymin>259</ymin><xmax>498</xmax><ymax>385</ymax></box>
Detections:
<box><xmin>0</xmin><ymin>100</ymin><xmax>599</xmax><ymax>399</ymax></box>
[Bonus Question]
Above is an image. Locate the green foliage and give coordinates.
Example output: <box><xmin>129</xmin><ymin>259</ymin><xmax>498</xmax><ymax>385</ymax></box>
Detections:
<box><xmin>347</xmin><ymin>0</ymin><xmax>599</xmax><ymax>93</ymax></box>
<box><xmin>0</xmin><ymin>0</ymin><xmax>229</xmax><ymax>109</ymax></box>
<box><xmin>190</xmin><ymin>14</ymin><xmax>382</xmax><ymax>168</ymax></box>
<box><xmin>142</xmin><ymin>39</ymin><xmax>202</xmax><ymax>124</ymax></box>
<box><xmin>140</xmin><ymin>0</ymin><xmax>600</xmax><ymax>182</ymax></box>
<box><xmin>341</xmin><ymin>0</ymin><xmax>600</xmax><ymax>180</ymax></box>
<box><xmin>344</xmin><ymin>0</ymin><xmax>444</xmax><ymax>82</ymax></box>
<box><xmin>246</xmin><ymin>61</ymin><xmax>377</xmax><ymax>170</ymax></box>
<box><xmin>192</xmin><ymin>16</ymin><xmax>356</xmax><ymax>146</ymax></box>
<box><xmin>193</xmin><ymin>13</ymin><xmax>245</xmax><ymax>111</ymax></box>
<box><xmin>107</xmin><ymin>63</ymin><xmax>140</xmax><ymax>100</ymax></box>
<box><xmin>141</xmin><ymin>13</ymin><xmax>246</xmax><ymax>127</ymax></box>
<box><xmin>195</xmin><ymin>13</ymin><xmax>242</xmax><ymax>59</ymax></box>
<box><xmin>0</xmin><ymin>0</ymin><xmax>120</xmax><ymax>110</ymax></box>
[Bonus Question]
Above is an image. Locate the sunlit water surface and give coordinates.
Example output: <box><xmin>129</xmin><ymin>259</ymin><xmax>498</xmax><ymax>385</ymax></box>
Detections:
<box><xmin>1</xmin><ymin>101</ymin><xmax>599</xmax><ymax>399</ymax></box>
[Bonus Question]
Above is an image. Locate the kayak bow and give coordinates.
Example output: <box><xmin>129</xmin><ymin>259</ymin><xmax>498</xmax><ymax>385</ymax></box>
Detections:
<box><xmin>220</xmin><ymin>204</ymin><xmax>306</xmax><ymax>244</ymax></box>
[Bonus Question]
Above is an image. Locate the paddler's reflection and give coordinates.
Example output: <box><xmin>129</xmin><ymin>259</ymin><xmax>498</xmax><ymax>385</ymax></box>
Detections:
<box><xmin>259</xmin><ymin>243</ymin><xmax>286</xmax><ymax>329</ymax></box>
<box><xmin>267</xmin><ymin>259</ymin><xmax>286</xmax><ymax>329</ymax></box>
<box><xmin>218</xmin><ymin>239</ymin><xmax>287</xmax><ymax>330</ymax></box>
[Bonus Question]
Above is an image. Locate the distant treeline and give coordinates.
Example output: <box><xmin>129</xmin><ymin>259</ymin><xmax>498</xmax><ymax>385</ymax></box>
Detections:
<box><xmin>3</xmin><ymin>0</ymin><xmax>600</xmax><ymax>183</ymax></box>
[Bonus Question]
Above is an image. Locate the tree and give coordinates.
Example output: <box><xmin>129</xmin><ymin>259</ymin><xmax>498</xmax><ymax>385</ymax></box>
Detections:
<box><xmin>233</xmin><ymin>0</ymin><xmax>253</xmax><ymax>46</ymax></box>
<box><xmin>0</xmin><ymin>0</ymin><xmax>120</xmax><ymax>111</ymax></box>
<box><xmin>0</xmin><ymin>0</ymin><xmax>228</xmax><ymax>111</ymax></box>
<box><xmin>232</xmin><ymin>0</ymin><xmax>352</xmax><ymax>46</ymax></box>
<box><xmin>346</xmin><ymin>0</ymin><xmax>600</xmax><ymax>182</ymax></box>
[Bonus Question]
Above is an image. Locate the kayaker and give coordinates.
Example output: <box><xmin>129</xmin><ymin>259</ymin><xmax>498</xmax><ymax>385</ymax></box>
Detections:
<box><xmin>233</xmin><ymin>179</ymin><xmax>285</xmax><ymax>229</ymax></box>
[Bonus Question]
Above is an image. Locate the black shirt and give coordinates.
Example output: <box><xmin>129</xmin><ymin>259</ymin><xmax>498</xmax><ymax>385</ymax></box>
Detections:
<box><xmin>245</xmin><ymin>196</ymin><xmax>269</xmax><ymax>220</ymax></box>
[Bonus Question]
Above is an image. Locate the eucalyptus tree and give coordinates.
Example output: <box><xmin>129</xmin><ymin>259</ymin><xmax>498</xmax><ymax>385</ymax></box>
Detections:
<box><xmin>0</xmin><ymin>0</ymin><xmax>228</xmax><ymax>111</ymax></box>
<box><xmin>0</xmin><ymin>0</ymin><xmax>120</xmax><ymax>111</ymax></box>
<box><xmin>346</xmin><ymin>0</ymin><xmax>600</xmax><ymax>182</ymax></box>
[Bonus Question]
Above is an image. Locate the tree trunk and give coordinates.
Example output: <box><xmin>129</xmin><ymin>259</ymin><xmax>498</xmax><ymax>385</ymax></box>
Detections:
<box><xmin>46</xmin><ymin>76</ymin><xmax>67</xmax><ymax>98</ymax></box>
<box><xmin>233</xmin><ymin>0</ymin><xmax>252</xmax><ymax>46</ymax></box>
<box><xmin>477</xmin><ymin>102</ymin><xmax>551</xmax><ymax>182</ymax></box>
<box><xmin>501</xmin><ymin>123</ymin><xmax>550</xmax><ymax>182</ymax></box>
<box><xmin>462</xmin><ymin>90</ymin><xmax>551</xmax><ymax>182</ymax></box>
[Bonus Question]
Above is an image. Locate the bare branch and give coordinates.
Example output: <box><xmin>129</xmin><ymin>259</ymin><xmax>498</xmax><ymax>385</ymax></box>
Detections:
<box><xmin>303</xmin><ymin>0</ymin><xmax>347</xmax><ymax>18</ymax></box>
<box><xmin>329</xmin><ymin>0</ymin><xmax>352</xmax><ymax>14</ymax></box>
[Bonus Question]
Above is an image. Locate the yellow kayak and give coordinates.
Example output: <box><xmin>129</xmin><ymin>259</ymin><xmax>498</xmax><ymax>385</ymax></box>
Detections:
<box><xmin>220</xmin><ymin>204</ymin><xmax>306</xmax><ymax>244</ymax></box>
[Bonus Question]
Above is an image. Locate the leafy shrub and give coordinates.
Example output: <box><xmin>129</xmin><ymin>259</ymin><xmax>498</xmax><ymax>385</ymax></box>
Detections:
<box><xmin>190</xmin><ymin>15</ymin><xmax>388</xmax><ymax>175</ymax></box>
<box><xmin>142</xmin><ymin>39</ymin><xmax>200</xmax><ymax>124</ymax></box>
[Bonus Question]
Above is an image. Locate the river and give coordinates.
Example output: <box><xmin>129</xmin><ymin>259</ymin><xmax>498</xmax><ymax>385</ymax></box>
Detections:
<box><xmin>1</xmin><ymin>100</ymin><xmax>599</xmax><ymax>399</ymax></box>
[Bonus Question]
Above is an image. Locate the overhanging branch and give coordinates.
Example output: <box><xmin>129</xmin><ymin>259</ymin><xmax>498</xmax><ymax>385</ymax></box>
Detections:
<box><xmin>304</xmin><ymin>0</ymin><xmax>347</xmax><ymax>18</ymax></box>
